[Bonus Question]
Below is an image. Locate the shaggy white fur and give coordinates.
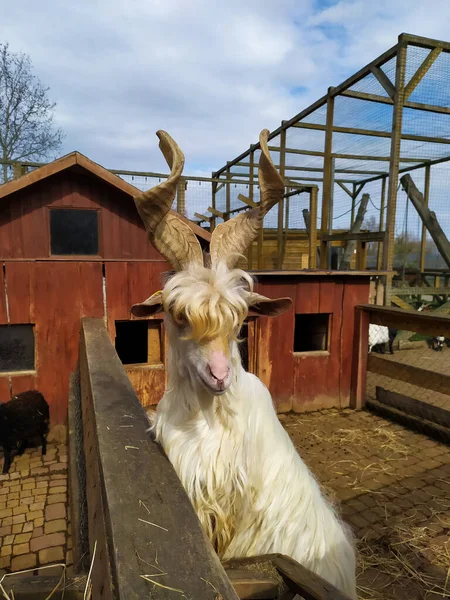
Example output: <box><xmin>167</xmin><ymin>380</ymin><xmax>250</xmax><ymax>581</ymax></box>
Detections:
<box><xmin>148</xmin><ymin>264</ymin><xmax>357</xmax><ymax>599</ymax></box>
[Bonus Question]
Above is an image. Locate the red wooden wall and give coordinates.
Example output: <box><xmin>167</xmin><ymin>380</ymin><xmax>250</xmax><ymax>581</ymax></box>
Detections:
<box><xmin>254</xmin><ymin>275</ymin><xmax>370</xmax><ymax>412</ymax></box>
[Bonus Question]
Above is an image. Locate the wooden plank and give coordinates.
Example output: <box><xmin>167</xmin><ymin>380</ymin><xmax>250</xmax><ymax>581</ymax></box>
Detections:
<box><xmin>340</xmin><ymin>193</ymin><xmax>370</xmax><ymax>269</ymax></box>
<box><xmin>0</xmin><ymin>264</ymin><xmax>8</xmax><ymax>322</ymax></box>
<box><xmin>393</xmin><ymin>286</ymin><xmax>450</xmax><ymax>296</ymax></box>
<box><xmin>208</xmin><ymin>206</ymin><xmax>224</xmax><ymax>218</ymax></box>
<box><xmin>367</xmin><ymin>398</ymin><xmax>450</xmax><ymax>445</ymax></box>
<box><xmin>401</xmin><ymin>173</ymin><xmax>450</xmax><ymax>269</ymax></box>
<box><xmin>309</xmin><ymin>188</ymin><xmax>318</xmax><ymax>269</ymax></box>
<box><xmin>277</xmin><ymin>130</ymin><xmax>287</xmax><ymax>269</ymax></box>
<box><xmin>391</xmin><ymin>295</ymin><xmax>414</xmax><ymax>310</ymax></box>
<box><xmin>320</xmin><ymin>93</ymin><xmax>335</xmax><ymax>269</ymax></box>
<box><xmin>322</xmin><ymin>232</ymin><xmax>384</xmax><ymax>242</ymax></box>
<box><xmin>404</xmin><ymin>47</ymin><xmax>442</xmax><ymax>100</ymax></box>
<box><xmin>238</xmin><ymin>193</ymin><xmax>256</xmax><ymax>208</ymax></box>
<box><xmin>224</xmin><ymin>554</ymin><xmax>353</xmax><ymax>600</ymax></box>
<box><xmin>256</xmin><ymin>282</ymin><xmax>295</xmax><ymax>412</ymax></box>
<box><xmin>361</xmin><ymin>303</ymin><xmax>450</xmax><ymax>338</ymax></box>
<box><xmin>377</xmin><ymin>177</ymin><xmax>387</xmax><ymax>270</ymax></box>
<box><xmin>370</xmin><ymin>65</ymin><xmax>396</xmax><ymax>99</ymax></box>
<box><xmin>225</xmin><ymin>570</ymin><xmax>278</xmax><ymax>599</ymax></box>
<box><xmin>80</xmin><ymin>318</ymin><xmax>239</xmax><ymax>599</ymax></box>
<box><xmin>0</xmin><ymin>376</ymin><xmax>11</xmax><ymax>400</ymax></box>
<box><xmin>125</xmin><ymin>365</ymin><xmax>165</xmax><ymax>408</ymax></box>
<box><xmin>336</xmin><ymin>182</ymin><xmax>352</xmax><ymax>197</ymax></box>
<box><xmin>376</xmin><ymin>386</ymin><xmax>450</xmax><ymax>429</ymax></box>
<box><xmin>273</xmin><ymin>555</ymin><xmax>352</xmax><ymax>600</ymax></box>
<box><xmin>368</xmin><ymin>354</ymin><xmax>450</xmax><ymax>395</ymax></box>
<box><xmin>350</xmin><ymin>306</ymin><xmax>370</xmax><ymax>409</ymax></box>
<box><xmin>5</xmin><ymin>262</ymin><xmax>33</xmax><ymax>323</ymax></box>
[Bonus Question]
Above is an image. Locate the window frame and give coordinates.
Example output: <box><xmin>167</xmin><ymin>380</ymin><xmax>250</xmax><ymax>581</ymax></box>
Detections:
<box><xmin>293</xmin><ymin>313</ymin><xmax>332</xmax><ymax>356</ymax></box>
<box><xmin>48</xmin><ymin>206</ymin><xmax>102</xmax><ymax>258</ymax></box>
<box><xmin>0</xmin><ymin>323</ymin><xmax>36</xmax><ymax>375</ymax></box>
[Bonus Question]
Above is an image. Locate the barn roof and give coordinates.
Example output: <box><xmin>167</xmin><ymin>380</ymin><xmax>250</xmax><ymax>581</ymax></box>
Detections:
<box><xmin>0</xmin><ymin>151</ymin><xmax>210</xmax><ymax>242</ymax></box>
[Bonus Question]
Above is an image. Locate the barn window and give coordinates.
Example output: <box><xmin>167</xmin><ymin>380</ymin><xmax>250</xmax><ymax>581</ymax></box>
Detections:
<box><xmin>50</xmin><ymin>208</ymin><xmax>99</xmax><ymax>255</ymax></box>
<box><xmin>115</xmin><ymin>320</ymin><xmax>163</xmax><ymax>366</ymax></box>
<box><xmin>0</xmin><ymin>324</ymin><xmax>35</xmax><ymax>373</ymax></box>
<box><xmin>294</xmin><ymin>314</ymin><xmax>330</xmax><ymax>353</ymax></box>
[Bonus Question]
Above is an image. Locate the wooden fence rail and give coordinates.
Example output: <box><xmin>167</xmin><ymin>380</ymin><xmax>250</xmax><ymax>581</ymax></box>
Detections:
<box><xmin>351</xmin><ymin>305</ymin><xmax>450</xmax><ymax>428</ymax></box>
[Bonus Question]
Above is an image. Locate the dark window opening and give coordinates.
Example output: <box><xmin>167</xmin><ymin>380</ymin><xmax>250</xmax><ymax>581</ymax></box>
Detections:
<box><xmin>239</xmin><ymin>322</ymin><xmax>249</xmax><ymax>371</ymax></box>
<box><xmin>294</xmin><ymin>313</ymin><xmax>330</xmax><ymax>352</ymax></box>
<box><xmin>0</xmin><ymin>324</ymin><xmax>35</xmax><ymax>372</ymax></box>
<box><xmin>50</xmin><ymin>208</ymin><xmax>99</xmax><ymax>255</ymax></box>
<box><xmin>115</xmin><ymin>320</ymin><xmax>163</xmax><ymax>366</ymax></box>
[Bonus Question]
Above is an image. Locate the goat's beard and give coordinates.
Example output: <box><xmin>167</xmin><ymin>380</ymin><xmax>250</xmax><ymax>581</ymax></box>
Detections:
<box><xmin>197</xmin><ymin>389</ymin><xmax>216</xmax><ymax>429</ymax></box>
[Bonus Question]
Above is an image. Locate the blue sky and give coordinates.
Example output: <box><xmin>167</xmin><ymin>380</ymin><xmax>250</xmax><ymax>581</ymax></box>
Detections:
<box><xmin>1</xmin><ymin>0</ymin><xmax>449</xmax><ymax>176</ymax></box>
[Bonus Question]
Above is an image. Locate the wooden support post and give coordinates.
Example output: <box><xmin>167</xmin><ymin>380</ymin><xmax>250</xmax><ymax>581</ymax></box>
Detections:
<box><xmin>401</xmin><ymin>172</ymin><xmax>450</xmax><ymax>269</ymax></box>
<box><xmin>383</xmin><ymin>40</ymin><xmax>407</xmax><ymax>305</ymax></box>
<box><xmin>350</xmin><ymin>183</ymin><xmax>356</xmax><ymax>227</ymax></box>
<box><xmin>225</xmin><ymin>166</ymin><xmax>231</xmax><ymax>221</ymax></box>
<box><xmin>211</xmin><ymin>179</ymin><xmax>217</xmax><ymax>232</ymax></box>
<box><xmin>320</xmin><ymin>90</ymin><xmax>335</xmax><ymax>269</ymax></box>
<box><xmin>420</xmin><ymin>165</ymin><xmax>431</xmax><ymax>272</ymax></box>
<box><xmin>377</xmin><ymin>176</ymin><xmax>387</xmax><ymax>270</ymax></box>
<box><xmin>350</xmin><ymin>307</ymin><xmax>370</xmax><ymax>409</ymax></box>
<box><xmin>309</xmin><ymin>187</ymin><xmax>318</xmax><ymax>268</ymax></box>
<box><xmin>277</xmin><ymin>130</ymin><xmax>287</xmax><ymax>269</ymax></box>
<box><xmin>176</xmin><ymin>177</ymin><xmax>187</xmax><ymax>216</ymax></box>
<box><xmin>340</xmin><ymin>193</ymin><xmax>370</xmax><ymax>269</ymax></box>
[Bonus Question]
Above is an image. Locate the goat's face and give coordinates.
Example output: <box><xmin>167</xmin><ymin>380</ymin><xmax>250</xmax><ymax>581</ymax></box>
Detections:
<box><xmin>162</xmin><ymin>264</ymin><xmax>249</xmax><ymax>395</ymax></box>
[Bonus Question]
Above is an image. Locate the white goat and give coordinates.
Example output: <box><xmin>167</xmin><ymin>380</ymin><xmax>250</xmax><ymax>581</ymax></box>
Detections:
<box><xmin>131</xmin><ymin>130</ymin><xmax>357</xmax><ymax>599</ymax></box>
<box><xmin>368</xmin><ymin>324</ymin><xmax>389</xmax><ymax>353</ymax></box>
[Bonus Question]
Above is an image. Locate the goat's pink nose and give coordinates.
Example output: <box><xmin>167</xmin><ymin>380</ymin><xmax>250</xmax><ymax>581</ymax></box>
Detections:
<box><xmin>208</xmin><ymin>352</ymin><xmax>230</xmax><ymax>382</ymax></box>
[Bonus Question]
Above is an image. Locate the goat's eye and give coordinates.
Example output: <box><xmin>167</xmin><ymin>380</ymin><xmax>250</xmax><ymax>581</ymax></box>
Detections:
<box><xmin>174</xmin><ymin>312</ymin><xmax>187</xmax><ymax>326</ymax></box>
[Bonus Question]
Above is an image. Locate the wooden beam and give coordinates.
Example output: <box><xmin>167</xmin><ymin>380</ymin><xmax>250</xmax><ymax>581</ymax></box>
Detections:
<box><xmin>376</xmin><ymin>386</ymin><xmax>450</xmax><ymax>429</ymax></box>
<box><xmin>383</xmin><ymin>42</ymin><xmax>407</xmax><ymax>304</ymax></box>
<box><xmin>351</xmin><ymin>307</ymin><xmax>370</xmax><ymax>409</ymax></box>
<box><xmin>392</xmin><ymin>286</ymin><xmax>450</xmax><ymax>296</ymax></box>
<box><xmin>341</xmin><ymin>89</ymin><xmax>393</xmax><ymax>105</ymax></box>
<box><xmin>194</xmin><ymin>212</ymin><xmax>211</xmax><ymax>222</ymax></box>
<box><xmin>322</xmin><ymin>231</ymin><xmax>385</xmax><ymax>243</ymax></box>
<box><xmin>377</xmin><ymin>177</ymin><xmax>387</xmax><ymax>270</ymax></box>
<box><xmin>340</xmin><ymin>88</ymin><xmax>450</xmax><ymax>116</ymax></box>
<box><xmin>238</xmin><ymin>193</ymin><xmax>256</xmax><ymax>208</ymax></box>
<box><xmin>277</xmin><ymin>129</ymin><xmax>287</xmax><ymax>269</ymax></box>
<box><xmin>207</xmin><ymin>206</ymin><xmax>224</xmax><ymax>218</ymax></box>
<box><xmin>404</xmin><ymin>47</ymin><xmax>443</xmax><ymax>100</ymax></box>
<box><xmin>320</xmin><ymin>91</ymin><xmax>335</xmax><ymax>269</ymax></box>
<box><xmin>340</xmin><ymin>193</ymin><xmax>370</xmax><ymax>269</ymax></box>
<box><xmin>225</xmin><ymin>569</ymin><xmax>279</xmax><ymax>599</ymax></box>
<box><xmin>269</xmin><ymin>145</ymin><xmax>423</xmax><ymax>163</ymax></box>
<box><xmin>359</xmin><ymin>304</ymin><xmax>450</xmax><ymax>338</ymax></box>
<box><xmin>337</xmin><ymin>181</ymin><xmax>353</xmax><ymax>197</ymax></box>
<box><xmin>370</xmin><ymin>65</ymin><xmax>396</xmax><ymax>99</ymax></box>
<box><xmin>420</xmin><ymin>165</ymin><xmax>431</xmax><ymax>273</ymax></box>
<box><xmin>309</xmin><ymin>187</ymin><xmax>318</xmax><ymax>269</ymax></box>
<box><xmin>368</xmin><ymin>354</ymin><xmax>450</xmax><ymax>396</ymax></box>
<box><xmin>401</xmin><ymin>173</ymin><xmax>450</xmax><ymax>269</ymax></box>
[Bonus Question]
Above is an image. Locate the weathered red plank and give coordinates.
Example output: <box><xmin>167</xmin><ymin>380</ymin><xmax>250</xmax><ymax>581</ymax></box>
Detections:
<box><xmin>5</xmin><ymin>262</ymin><xmax>33</xmax><ymax>323</ymax></box>
<box><xmin>0</xmin><ymin>377</ymin><xmax>10</xmax><ymax>400</ymax></box>
<box><xmin>11</xmin><ymin>375</ymin><xmax>37</xmax><ymax>396</ymax></box>
<box><xmin>295</xmin><ymin>280</ymin><xmax>320</xmax><ymax>314</ymax></box>
<box><xmin>256</xmin><ymin>282</ymin><xmax>295</xmax><ymax>413</ymax></box>
<box><xmin>340</xmin><ymin>279</ymin><xmax>370</xmax><ymax>407</ymax></box>
<box><xmin>33</xmin><ymin>261</ymin><xmax>104</xmax><ymax>424</ymax></box>
<box><xmin>0</xmin><ymin>264</ymin><xmax>8</xmax><ymax>322</ymax></box>
<box><xmin>104</xmin><ymin>262</ymin><xmax>129</xmax><ymax>339</ymax></box>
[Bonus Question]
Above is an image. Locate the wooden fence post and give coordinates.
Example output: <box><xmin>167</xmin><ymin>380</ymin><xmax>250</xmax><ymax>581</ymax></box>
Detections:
<box><xmin>350</xmin><ymin>307</ymin><xmax>369</xmax><ymax>409</ymax></box>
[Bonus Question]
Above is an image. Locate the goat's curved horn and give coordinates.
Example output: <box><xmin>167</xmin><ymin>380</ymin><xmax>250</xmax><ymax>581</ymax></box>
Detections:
<box><xmin>134</xmin><ymin>130</ymin><xmax>203</xmax><ymax>271</ymax></box>
<box><xmin>209</xmin><ymin>129</ymin><xmax>284</xmax><ymax>268</ymax></box>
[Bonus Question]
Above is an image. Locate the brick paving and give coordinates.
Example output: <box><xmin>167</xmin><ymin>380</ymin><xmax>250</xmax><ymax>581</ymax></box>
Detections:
<box><xmin>283</xmin><ymin>408</ymin><xmax>450</xmax><ymax>600</ymax></box>
<box><xmin>0</xmin><ymin>444</ymin><xmax>72</xmax><ymax>574</ymax></box>
<box><xmin>367</xmin><ymin>345</ymin><xmax>450</xmax><ymax>411</ymax></box>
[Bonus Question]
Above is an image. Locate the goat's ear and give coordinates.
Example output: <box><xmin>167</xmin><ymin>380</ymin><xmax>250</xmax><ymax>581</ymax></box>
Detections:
<box><xmin>247</xmin><ymin>292</ymin><xmax>292</xmax><ymax>317</ymax></box>
<box><xmin>130</xmin><ymin>291</ymin><xmax>164</xmax><ymax>317</ymax></box>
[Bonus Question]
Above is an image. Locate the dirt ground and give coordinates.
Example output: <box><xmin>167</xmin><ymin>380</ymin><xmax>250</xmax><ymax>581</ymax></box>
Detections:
<box><xmin>283</xmin><ymin>408</ymin><xmax>450</xmax><ymax>600</ymax></box>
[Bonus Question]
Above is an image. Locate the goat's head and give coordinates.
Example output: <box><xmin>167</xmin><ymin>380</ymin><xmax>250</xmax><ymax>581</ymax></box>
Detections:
<box><xmin>130</xmin><ymin>130</ymin><xmax>292</xmax><ymax>396</ymax></box>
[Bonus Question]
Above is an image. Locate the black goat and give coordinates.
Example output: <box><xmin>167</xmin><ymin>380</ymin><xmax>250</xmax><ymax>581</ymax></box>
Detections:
<box><xmin>0</xmin><ymin>391</ymin><xmax>50</xmax><ymax>474</ymax></box>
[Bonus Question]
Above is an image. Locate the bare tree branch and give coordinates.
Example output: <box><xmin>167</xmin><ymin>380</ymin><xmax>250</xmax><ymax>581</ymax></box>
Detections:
<box><xmin>0</xmin><ymin>43</ymin><xmax>64</xmax><ymax>183</ymax></box>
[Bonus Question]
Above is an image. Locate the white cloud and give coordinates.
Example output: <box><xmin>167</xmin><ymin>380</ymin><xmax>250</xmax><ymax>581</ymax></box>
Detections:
<box><xmin>1</xmin><ymin>0</ymin><xmax>450</xmax><ymax>175</ymax></box>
